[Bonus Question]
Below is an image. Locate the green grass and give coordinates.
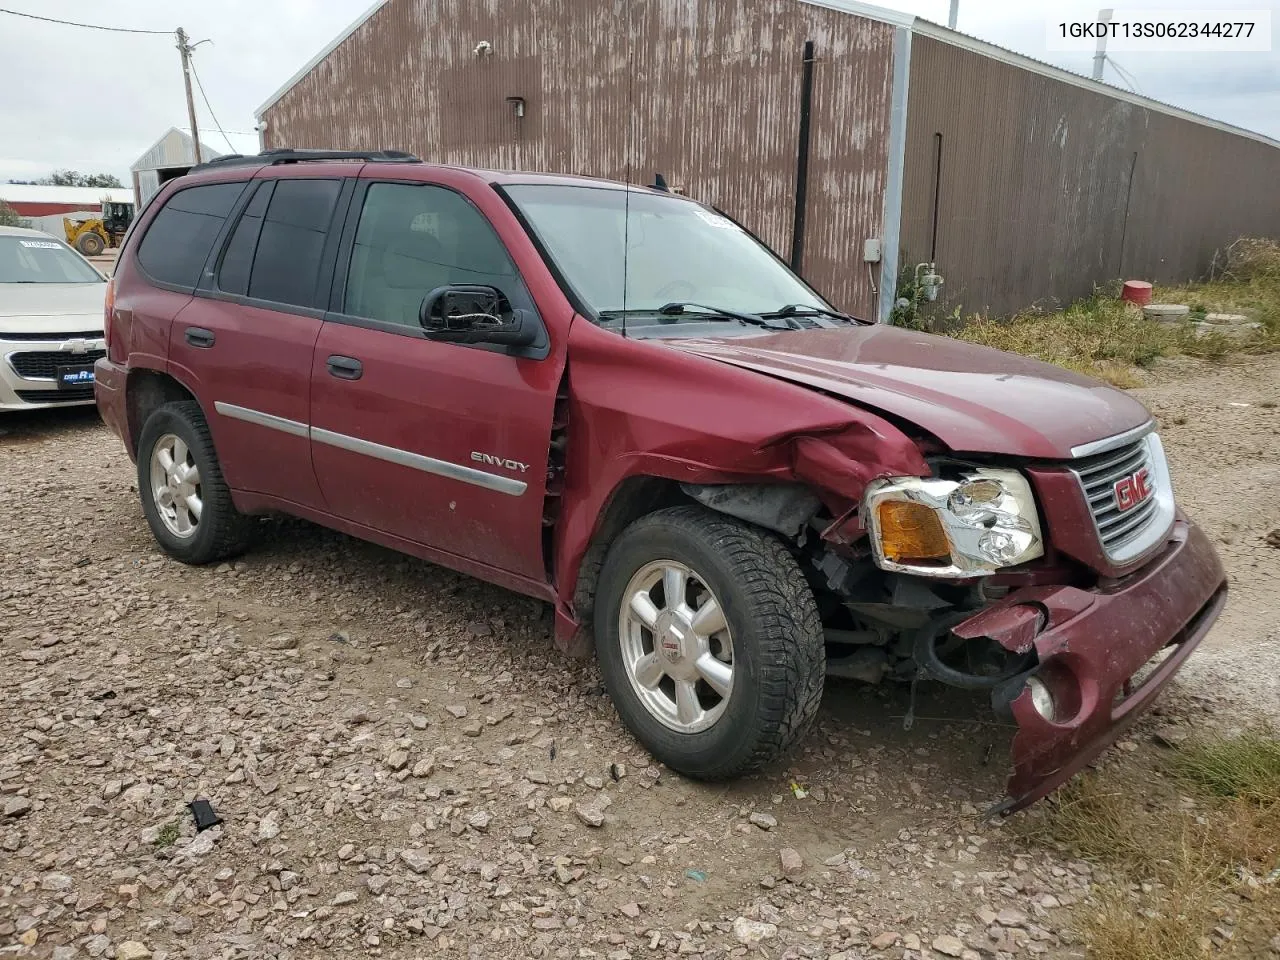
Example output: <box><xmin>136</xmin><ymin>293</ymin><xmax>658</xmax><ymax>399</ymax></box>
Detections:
<box><xmin>1023</xmin><ymin>728</ymin><xmax>1280</xmax><ymax>960</ymax></box>
<box><xmin>155</xmin><ymin>822</ymin><xmax>181</xmax><ymax>848</ymax></box>
<box><xmin>941</xmin><ymin>238</ymin><xmax>1280</xmax><ymax>387</ymax></box>
<box><xmin>1173</xmin><ymin>727</ymin><xmax>1280</xmax><ymax>804</ymax></box>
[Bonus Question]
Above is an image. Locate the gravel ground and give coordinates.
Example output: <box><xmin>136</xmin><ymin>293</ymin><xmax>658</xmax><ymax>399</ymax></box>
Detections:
<box><xmin>2</xmin><ymin>354</ymin><xmax>1278</xmax><ymax>960</ymax></box>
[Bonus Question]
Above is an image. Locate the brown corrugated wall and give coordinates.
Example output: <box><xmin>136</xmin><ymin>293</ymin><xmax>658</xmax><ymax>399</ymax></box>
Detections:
<box><xmin>260</xmin><ymin>0</ymin><xmax>898</xmax><ymax>318</ymax></box>
<box><xmin>900</xmin><ymin>36</ymin><xmax>1280</xmax><ymax>317</ymax></box>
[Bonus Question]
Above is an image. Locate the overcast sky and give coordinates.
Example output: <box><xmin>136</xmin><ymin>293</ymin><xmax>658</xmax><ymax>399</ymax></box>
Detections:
<box><xmin>2</xmin><ymin>0</ymin><xmax>1277</xmax><ymax>183</ymax></box>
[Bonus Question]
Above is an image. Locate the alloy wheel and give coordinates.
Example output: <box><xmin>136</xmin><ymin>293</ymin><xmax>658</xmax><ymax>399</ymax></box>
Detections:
<box><xmin>149</xmin><ymin>433</ymin><xmax>203</xmax><ymax>539</ymax></box>
<box><xmin>618</xmin><ymin>560</ymin><xmax>734</xmax><ymax>734</ymax></box>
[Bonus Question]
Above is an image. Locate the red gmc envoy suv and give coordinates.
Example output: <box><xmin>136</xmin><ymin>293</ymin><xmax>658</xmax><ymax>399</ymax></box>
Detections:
<box><xmin>95</xmin><ymin>149</ymin><xmax>1227</xmax><ymax>812</ymax></box>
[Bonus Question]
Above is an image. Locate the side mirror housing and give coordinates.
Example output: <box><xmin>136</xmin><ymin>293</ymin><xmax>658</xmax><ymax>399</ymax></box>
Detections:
<box><xmin>419</xmin><ymin>284</ymin><xmax>536</xmax><ymax>347</ymax></box>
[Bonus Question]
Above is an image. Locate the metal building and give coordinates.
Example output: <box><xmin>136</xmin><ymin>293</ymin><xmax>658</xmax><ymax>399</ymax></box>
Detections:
<box><xmin>254</xmin><ymin>0</ymin><xmax>1280</xmax><ymax>320</ymax></box>
<box><xmin>130</xmin><ymin>127</ymin><xmax>227</xmax><ymax>210</ymax></box>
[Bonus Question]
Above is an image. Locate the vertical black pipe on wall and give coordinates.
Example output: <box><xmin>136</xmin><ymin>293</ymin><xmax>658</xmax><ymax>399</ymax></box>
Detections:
<box><xmin>1118</xmin><ymin>151</ymin><xmax>1139</xmax><ymax>276</ymax></box>
<box><xmin>790</xmin><ymin>40</ymin><xmax>816</xmax><ymax>272</ymax></box>
<box><xmin>930</xmin><ymin>132</ymin><xmax>944</xmax><ymax>262</ymax></box>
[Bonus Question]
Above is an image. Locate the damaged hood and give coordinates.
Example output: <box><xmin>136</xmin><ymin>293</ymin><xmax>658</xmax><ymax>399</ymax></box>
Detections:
<box><xmin>668</xmin><ymin>326</ymin><xmax>1152</xmax><ymax>459</ymax></box>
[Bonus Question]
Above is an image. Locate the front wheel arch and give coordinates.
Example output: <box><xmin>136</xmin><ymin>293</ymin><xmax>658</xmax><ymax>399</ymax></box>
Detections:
<box><xmin>594</xmin><ymin>505</ymin><xmax>825</xmax><ymax>779</ymax></box>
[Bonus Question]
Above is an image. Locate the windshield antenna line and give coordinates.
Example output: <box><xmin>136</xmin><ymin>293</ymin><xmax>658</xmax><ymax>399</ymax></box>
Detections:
<box><xmin>620</xmin><ymin>2</ymin><xmax>634</xmax><ymax>339</ymax></box>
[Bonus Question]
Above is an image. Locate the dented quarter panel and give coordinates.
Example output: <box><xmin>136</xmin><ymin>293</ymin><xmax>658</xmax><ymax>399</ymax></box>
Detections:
<box><xmin>958</xmin><ymin>518</ymin><xmax>1227</xmax><ymax>813</ymax></box>
<box><xmin>552</xmin><ymin>320</ymin><xmax>930</xmax><ymax>636</ymax></box>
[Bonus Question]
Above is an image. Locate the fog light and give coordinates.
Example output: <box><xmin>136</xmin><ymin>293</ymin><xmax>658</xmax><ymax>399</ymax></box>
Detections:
<box><xmin>1025</xmin><ymin>676</ymin><xmax>1057</xmax><ymax>722</ymax></box>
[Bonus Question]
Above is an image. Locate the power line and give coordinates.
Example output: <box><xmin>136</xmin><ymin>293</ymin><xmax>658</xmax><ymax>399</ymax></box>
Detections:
<box><xmin>188</xmin><ymin>57</ymin><xmax>237</xmax><ymax>154</ymax></box>
<box><xmin>0</xmin><ymin>6</ymin><xmax>170</xmax><ymax>35</ymax></box>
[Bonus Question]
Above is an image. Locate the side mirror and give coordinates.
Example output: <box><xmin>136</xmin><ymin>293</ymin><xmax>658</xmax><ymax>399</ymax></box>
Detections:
<box><xmin>419</xmin><ymin>284</ymin><xmax>536</xmax><ymax>347</ymax></box>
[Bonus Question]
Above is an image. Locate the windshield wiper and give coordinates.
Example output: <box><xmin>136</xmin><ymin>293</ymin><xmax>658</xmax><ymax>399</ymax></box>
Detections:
<box><xmin>762</xmin><ymin>303</ymin><xmax>868</xmax><ymax>325</ymax></box>
<box><xmin>657</xmin><ymin>302</ymin><xmax>794</xmax><ymax>330</ymax></box>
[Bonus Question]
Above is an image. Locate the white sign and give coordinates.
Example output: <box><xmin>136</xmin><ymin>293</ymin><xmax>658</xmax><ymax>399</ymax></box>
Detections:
<box><xmin>1047</xmin><ymin>9</ymin><xmax>1272</xmax><ymax>52</ymax></box>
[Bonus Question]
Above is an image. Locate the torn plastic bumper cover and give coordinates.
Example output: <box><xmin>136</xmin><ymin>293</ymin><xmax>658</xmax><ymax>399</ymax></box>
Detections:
<box><xmin>952</xmin><ymin>518</ymin><xmax>1227</xmax><ymax>815</ymax></box>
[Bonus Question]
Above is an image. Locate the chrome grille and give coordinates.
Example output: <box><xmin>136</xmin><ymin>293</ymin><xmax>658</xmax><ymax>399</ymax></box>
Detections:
<box><xmin>0</xmin><ymin>330</ymin><xmax>103</xmax><ymax>342</ymax></box>
<box><xmin>1071</xmin><ymin>439</ymin><xmax>1160</xmax><ymax>556</ymax></box>
<box><xmin>15</xmin><ymin>387</ymin><xmax>95</xmax><ymax>403</ymax></box>
<box><xmin>8</xmin><ymin>349</ymin><xmax>106</xmax><ymax>379</ymax></box>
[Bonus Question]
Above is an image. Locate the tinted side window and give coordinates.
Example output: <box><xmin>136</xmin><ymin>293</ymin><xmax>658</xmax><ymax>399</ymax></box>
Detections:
<box><xmin>247</xmin><ymin>179</ymin><xmax>341</xmax><ymax>308</ymax></box>
<box><xmin>136</xmin><ymin>182</ymin><xmax>245</xmax><ymax>289</ymax></box>
<box><xmin>217</xmin><ymin>182</ymin><xmax>273</xmax><ymax>296</ymax></box>
<box><xmin>344</xmin><ymin>183</ymin><xmax>519</xmax><ymax>327</ymax></box>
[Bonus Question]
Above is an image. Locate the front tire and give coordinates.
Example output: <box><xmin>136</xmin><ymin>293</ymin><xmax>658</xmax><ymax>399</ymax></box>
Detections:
<box><xmin>594</xmin><ymin>506</ymin><xmax>825</xmax><ymax>779</ymax></box>
<box><xmin>136</xmin><ymin>401</ymin><xmax>253</xmax><ymax>565</ymax></box>
<box><xmin>77</xmin><ymin>231</ymin><xmax>105</xmax><ymax>256</ymax></box>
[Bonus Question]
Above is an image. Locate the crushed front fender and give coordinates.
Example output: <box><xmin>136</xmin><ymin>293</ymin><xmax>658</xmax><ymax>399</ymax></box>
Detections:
<box><xmin>952</xmin><ymin>519</ymin><xmax>1227</xmax><ymax>815</ymax></box>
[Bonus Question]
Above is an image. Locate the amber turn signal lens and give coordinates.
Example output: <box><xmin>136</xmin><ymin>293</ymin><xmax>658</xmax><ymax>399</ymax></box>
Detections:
<box><xmin>877</xmin><ymin>501</ymin><xmax>950</xmax><ymax>563</ymax></box>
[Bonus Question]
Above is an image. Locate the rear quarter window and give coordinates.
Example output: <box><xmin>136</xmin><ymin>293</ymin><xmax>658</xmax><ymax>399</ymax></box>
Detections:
<box><xmin>136</xmin><ymin>182</ymin><xmax>246</xmax><ymax>290</ymax></box>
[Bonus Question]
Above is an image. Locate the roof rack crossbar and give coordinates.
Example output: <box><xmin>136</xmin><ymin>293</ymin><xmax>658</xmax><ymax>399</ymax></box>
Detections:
<box><xmin>192</xmin><ymin>149</ymin><xmax>422</xmax><ymax>172</ymax></box>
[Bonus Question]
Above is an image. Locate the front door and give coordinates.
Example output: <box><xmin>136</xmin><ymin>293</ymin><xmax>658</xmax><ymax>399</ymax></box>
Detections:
<box><xmin>309</xmin><ymin>179</ymin><xmax>561</xmax><ymax>580</ymax></box>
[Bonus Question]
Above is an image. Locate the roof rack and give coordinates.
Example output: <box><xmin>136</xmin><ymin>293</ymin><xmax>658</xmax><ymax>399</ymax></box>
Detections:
<box><xmin>191</xmin><ymin>149</ymin><xmax>422</xmax><ymax>172</ymax></box>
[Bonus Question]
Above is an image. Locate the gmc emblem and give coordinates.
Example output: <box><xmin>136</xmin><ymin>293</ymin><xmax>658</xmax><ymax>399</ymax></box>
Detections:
<box><xmin>1113</xmin><ymin>467</ymin><xmax>1152</xmax><ymax>512</ymax></box>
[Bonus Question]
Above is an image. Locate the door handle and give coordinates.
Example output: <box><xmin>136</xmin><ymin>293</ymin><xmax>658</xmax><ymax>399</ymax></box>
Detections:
<box><xmin>185</xmin><ymin>327</ymin><xmax>215</xmax><ymax>348</ymax></box>
<box><xmin>326</xmin><ymin>355</ymin><xmax>363</xmax><ymax>380</ymax></box>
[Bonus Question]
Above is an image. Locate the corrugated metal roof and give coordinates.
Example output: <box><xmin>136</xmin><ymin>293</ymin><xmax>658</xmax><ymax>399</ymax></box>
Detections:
<box><xmin>798</xmin><ymin>0</ymin><xmax>912</xmax><ymax>26</ymax></box>
<box><xmin>129</xmin><ymin>127</ymin><xmax>225</xmax><ymax>172</ymax></box>
<box><xmin>0</xmin><ymin>184</ymin><xmax>134</xmax><ymax>205</ymax></box>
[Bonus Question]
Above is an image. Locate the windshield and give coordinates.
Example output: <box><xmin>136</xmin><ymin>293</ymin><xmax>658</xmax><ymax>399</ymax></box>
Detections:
<box><xmin>505</xmin><ymin>184</ymin><xmax>828</xmax><ymax>319</ymax></box>
<box><xmin>0</xmin><ymin>236</ymin><xmax>104</xmax><ymax>284</ymax></box>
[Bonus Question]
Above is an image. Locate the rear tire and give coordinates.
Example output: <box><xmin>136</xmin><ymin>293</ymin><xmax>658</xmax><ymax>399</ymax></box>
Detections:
<box><xmin>594</xmin><ymin>505</ymin><xmax>825</xmax><ymax>779</ymax></box>
<box><xmin>136</xmin><ymin>401</ymin><xmax>254</xmax><ymax>565</ymax></box>
<box><xmin>77</xmin><ymin>231</ymin><xmax>104</xmax><ymax>256</ymax></box>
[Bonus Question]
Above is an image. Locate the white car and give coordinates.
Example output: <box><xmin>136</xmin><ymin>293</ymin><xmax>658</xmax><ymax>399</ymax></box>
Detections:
<box><xmin>0</xmin><ymin>225</ymin><xmax>108</xmax><ymax>411</ymax></box>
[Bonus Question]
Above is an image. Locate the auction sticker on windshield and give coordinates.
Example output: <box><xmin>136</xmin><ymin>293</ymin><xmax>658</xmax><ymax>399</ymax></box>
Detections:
<box><xmin>693</xmin><ymin>210</ymin><xmax>736</xmax><ymax>229</ymax></box>
<box><xmin>19</xmin><ymin>240</ymin><xmax>62</xmax><ymax>249</ymax></box>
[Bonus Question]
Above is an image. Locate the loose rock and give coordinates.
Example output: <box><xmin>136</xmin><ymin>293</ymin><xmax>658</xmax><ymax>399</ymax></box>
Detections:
<box><xmin>932</xmin><ymin>935</ymin><xmax>966</xmax><ymax>958</ymax></box>
<box><xmin>401</xmin><ymin>849</ymin><xmax>433</xmax><ymax>874</ymax></box>
<box><xmin>732</xmin><ymin>917</ymin><xmax>778</xmax><ymax>945</ymax></box>
<box><xmin>779</xmin><ymin>847</ymin><xmax>804</xmax><ymax>878</ymax></box>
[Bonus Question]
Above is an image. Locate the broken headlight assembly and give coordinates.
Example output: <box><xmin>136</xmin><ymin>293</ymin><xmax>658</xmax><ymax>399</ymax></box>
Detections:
<box><xmin>863</xmin><ymin>469</ymin><xmax>1044</xmax><ymax>577</ymax></box>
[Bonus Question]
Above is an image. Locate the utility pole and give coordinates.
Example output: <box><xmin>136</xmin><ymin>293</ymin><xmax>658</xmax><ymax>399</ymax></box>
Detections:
<box><xmin>1092</xmin><ymin>8</ymin><xmax>1114</xmax><ymax>81</ymax></box>
<box><xmin>176</xmin><ymin>27</ymin><xmax>202</xmax><ymax>165</ymax></box>
<box><xmin>948</xmin><ymin>0</ymin><xmax>959</xmax><ymax>29</ymax></box>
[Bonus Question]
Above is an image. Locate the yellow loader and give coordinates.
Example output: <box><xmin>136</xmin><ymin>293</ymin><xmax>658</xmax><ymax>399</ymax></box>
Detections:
<box><xmin>63</xmin><ymin>200</ymin><xmax>135</xmax><ymax>257</ymax></box>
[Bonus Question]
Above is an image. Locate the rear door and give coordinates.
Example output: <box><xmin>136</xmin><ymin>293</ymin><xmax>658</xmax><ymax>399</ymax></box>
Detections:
<box><xmin>120</xmin><ymin>181</ymin><xmax>247</xmax><ymax>376</ymax></box>
<box><xmin>169</xmin><ymin>172</ymin><xmax>354</xmax><ymax>509</ymax></box>
<box><xmin>308</xmin><ymin>175</ymin><xmax>562</xmax><ymax>580</ymax></box>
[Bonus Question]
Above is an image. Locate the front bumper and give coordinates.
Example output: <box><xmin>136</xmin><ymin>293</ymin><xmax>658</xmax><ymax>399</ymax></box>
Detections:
<box><xmin>0</xmin><ymin>334</ymin><xmax>105</xmax><ymax>411</ymax></box>
<box><xmin>951</xmin><ymin>517</ymin><xmax>1227</xmax><ymax>814</ymax></box>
